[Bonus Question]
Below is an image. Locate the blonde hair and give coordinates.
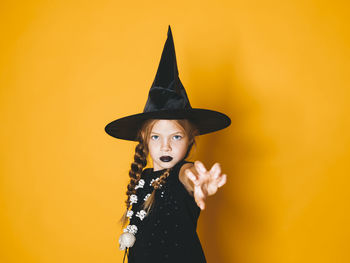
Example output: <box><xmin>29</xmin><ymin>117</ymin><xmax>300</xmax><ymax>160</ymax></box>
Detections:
<box><xmin>120</xmin><ymin>119</ymin><xmax>198</xmax><ymax>226</ymax></box>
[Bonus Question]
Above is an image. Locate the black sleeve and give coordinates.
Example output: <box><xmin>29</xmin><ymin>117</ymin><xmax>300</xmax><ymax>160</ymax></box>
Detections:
<box><xmin>168</xmin><ymin>160</ymin><xmax>193</xmax><ymax>201</ymax></box>
<box><xmin>167</xmin><ymin>160</ymin><xmax>201</xmax><ymax>225</ymax></box>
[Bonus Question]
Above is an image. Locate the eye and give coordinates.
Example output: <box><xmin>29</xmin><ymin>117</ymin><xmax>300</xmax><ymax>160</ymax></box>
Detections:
<box><xmin>151</xmin><ymin>135</ymin><xmax>159</xmax><ymax>140</ymax></box>
<box><xmin>173</xmin><ymin>135</ymin><xmax>182</xmax><ymax>140</ymax></box>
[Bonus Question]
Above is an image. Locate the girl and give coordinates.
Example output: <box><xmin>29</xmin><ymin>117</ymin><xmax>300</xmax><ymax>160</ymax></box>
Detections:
<box><xmin>105</xmin><ymin>26</ymin><xmax>231</xmax><ymax>263</ymax></box>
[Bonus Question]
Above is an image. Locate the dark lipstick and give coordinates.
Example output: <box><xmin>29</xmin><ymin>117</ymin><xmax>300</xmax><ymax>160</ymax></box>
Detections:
<box><xmin>160</xmin><ymin>156</ymin><xmax>173</xmax><ymax>162</ymax></box>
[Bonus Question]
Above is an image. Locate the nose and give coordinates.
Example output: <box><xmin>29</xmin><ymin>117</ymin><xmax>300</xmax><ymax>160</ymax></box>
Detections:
<box><xmin>160</xmin><ymin>138</ymin><xmax>171</xmax><ymax>152</ymax></box>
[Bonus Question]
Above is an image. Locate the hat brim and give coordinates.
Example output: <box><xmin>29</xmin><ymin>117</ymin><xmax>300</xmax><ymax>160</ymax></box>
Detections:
<box><xmin>105</xmin><ymin>108</ymin><xmax>231</xmax><ymax>141</ymax></box>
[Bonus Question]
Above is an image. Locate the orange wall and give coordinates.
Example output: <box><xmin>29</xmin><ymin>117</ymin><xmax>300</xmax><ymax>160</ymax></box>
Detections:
<box><xmin>1</xmin><ymin>1</ymin><xmax>349</xmax><ymax>262</ymax></box>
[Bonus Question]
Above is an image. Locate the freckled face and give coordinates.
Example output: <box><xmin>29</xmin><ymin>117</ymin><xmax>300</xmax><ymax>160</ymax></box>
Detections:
<box><xmin>148</xmin><ymin>120</ymin><xmax>189</xmax><ymax>171</ymax></box>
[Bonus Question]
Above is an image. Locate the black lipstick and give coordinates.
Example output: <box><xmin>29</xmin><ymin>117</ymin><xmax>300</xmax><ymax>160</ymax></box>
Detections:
<box><xmin>160</xmin><ymin>156</ymin><xmax>173</xmax><ymax>162</ymax></box>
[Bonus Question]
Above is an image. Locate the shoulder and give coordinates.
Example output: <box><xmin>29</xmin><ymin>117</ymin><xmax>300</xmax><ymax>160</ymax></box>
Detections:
<box><xmin>179</xmin><ymin>162</ymin><xmax>194</xmax><ymax>175</ymax></box>
<box><xmin>168</xmin><ymin>160</ymin><xmax>193</xmax><ymax>181</ymax></box>
<box><xmin>178</xmin><ymin>161</ymin><xmax>195</xmax><ymax>194</ymax></box>
<box><xmin>173</xmin><ymin>160</ymin><xmax>193</xmax><ymax>176</ymax></box>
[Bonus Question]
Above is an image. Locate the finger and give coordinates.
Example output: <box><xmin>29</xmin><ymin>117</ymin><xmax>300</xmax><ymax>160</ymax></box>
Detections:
<box><xmin>195</xmin><ymin>198</ymin><xmax>205</xmax><ymax>210</ymax></box>
<box><xmin>217</xmin><ymin>174</ymin><xmax>227</xmax><ymax>188</ymax></box>
<box><xmin>195</xmin><ymin>172</ymin><xmax>207</xmax><ymax>186</ymax></box>
<box><xmin>194</xmin><ymin>185</ymin><xmax>205</xmax><ymax>199</ymax></box>
<box><xmin>198</xmin><ymin>201</ymin><xmax>205</xmax><ymax>210</ymax></box>
<box><xmin>209</xmin><ymin>163</ymin><xmax>221</xmax><ymax>179</ymax></box>
<box><xmin>196</xmin><ymin>198</ymin><xmax>205</xmax><ymax>210</ymax></box>
<box><xmin>194</xmin><ymin>187</ymin><xmax>206</xmax><ymax>210</ymax></box>
<box><xmin>185</xmin><ymin>169</ymin><xmax>199</xmax><ymax>186</ymax></box>
<box><xmin>194</xmin><ymin>161</ymin><xmax>207</xmax><ymax>174</ymax></box>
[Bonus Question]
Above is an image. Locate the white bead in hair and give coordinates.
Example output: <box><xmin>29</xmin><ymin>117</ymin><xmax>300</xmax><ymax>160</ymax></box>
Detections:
<box><xmin>119</xmin><ymin>232</ymin><xmax>136</xmax><ymax>250</ymax></box>
<box><xmin>129</xmin><ymin>194</ymin><xmax>138</xmax><ymax>205</ymax></box>
<box><xmin>124</xmin><ymin>224</ymin><xmax>138</xmax><ymax>235</ymax></box>
<box><xmin>126</xmin><ymin>210</ymin><xmax>134</xmax><ymax>218</ymax></box>
<box><xmin>136</xmin><ymin>210</ymin><xmax>147</xmax><ymax>221</ymax></box>
<box><xmin>135</xmin><ymin>179</ymin><xmax>145</xmax><ymax>189</ymax></box>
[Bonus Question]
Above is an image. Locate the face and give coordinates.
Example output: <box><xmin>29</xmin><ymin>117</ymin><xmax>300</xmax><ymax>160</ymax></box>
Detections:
<box><xmin>147</xmin><ymin>120</ymin><xmax>190</xmax><ymax>171</ymax></box>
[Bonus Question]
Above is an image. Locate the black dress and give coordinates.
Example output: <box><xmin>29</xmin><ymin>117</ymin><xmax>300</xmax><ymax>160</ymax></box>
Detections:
<box><xmin>127</xmin><ymin>159</ymin><xmax>207</xmax><ymax>263</ymax></box>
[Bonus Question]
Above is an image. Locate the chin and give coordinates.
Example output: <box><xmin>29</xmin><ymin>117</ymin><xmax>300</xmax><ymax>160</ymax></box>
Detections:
<box><xmin>154</xmin><ymin>160</ymin><xmax>178</xmax><ymax>171</ymax></box>
<box><xmin>161</xmin><ymin>162</ymin><xmax>176</xmax><ymax>169</ymax></box>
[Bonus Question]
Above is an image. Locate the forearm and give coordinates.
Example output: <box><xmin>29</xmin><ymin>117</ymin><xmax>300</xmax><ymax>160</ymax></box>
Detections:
<box><xmin>178</xmin><ymin>163</ymin><xmax>195</xmax><ymax>195</ymax></box>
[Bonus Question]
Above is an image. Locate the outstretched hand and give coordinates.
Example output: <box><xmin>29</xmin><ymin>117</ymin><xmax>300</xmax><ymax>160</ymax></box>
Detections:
<box><xmin>184</xmin><ymin>161</ymin><xmax>227</xmax><ymax>210</ymax></box>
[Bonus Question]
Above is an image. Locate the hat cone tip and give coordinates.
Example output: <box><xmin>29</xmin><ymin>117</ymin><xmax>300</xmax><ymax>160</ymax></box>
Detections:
<box><xmin>167</xmin><ymin>25</ymin><xmax>173</xmax><ymax>37</ymax></box>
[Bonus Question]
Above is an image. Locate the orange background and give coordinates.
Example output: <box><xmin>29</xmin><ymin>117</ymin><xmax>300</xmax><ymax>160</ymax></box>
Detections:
<box><xmin>1</xmin><ymin>1</ymin><xmax>349</xmax><ymax>262</ymax></box>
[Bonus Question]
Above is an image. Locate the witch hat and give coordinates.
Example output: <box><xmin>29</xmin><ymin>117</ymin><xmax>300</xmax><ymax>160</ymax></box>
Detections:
<box><xmin>105</xmin><ymin>26</ymin><xmax>231</xmax><ymax>141</ymax></box>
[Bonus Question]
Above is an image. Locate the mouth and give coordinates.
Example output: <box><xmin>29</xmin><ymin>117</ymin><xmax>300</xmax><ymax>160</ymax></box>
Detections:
<box><xmin>160</xmin><ymin>156</ymin><xmax>173</xmax><ymax>162</ymax></box>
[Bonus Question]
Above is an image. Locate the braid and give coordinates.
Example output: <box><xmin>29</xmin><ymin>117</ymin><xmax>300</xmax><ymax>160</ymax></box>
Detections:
<box><xmin>143</xmin><ymin>169</ymin><xmax>170</xmax><ymax>214</ymax></box>
<box><xmin>152</xmin><ymin>169</ymin><xmax>170</xmax><ymax>189</ymax></box>
<box><xmin>120</xmin><ymin>140</ymin><xmax>148</xmax><ymax>226</ymax></box>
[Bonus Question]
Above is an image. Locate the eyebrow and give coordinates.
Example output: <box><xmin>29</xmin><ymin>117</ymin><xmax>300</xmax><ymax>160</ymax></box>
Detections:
<box><xmin>150</xmin><ymin>131</ymin><xmax>185</xmax><ymax>135</ymax></box>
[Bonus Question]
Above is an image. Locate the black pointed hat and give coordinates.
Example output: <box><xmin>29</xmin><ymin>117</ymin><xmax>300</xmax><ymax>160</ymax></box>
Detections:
<box><xmin>105</xmin><ymin>26</ymin><xmax>231</xmax><ymax>141</ymax></box>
